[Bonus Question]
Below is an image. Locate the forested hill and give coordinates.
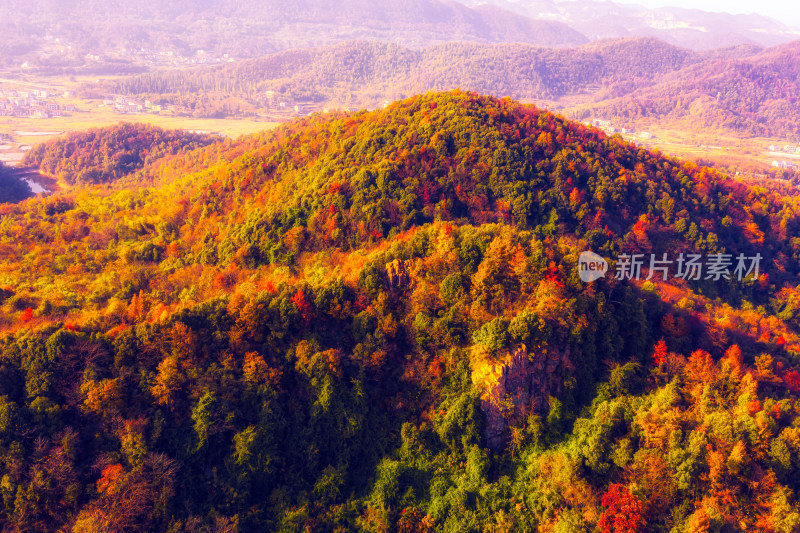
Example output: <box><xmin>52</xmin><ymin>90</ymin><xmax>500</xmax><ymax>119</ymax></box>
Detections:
<box><xmin>22</xmin><ymin>123</ymin><xmax>221</xmax><ymax>185</ymax></box>
<box><xmin>582</xmin><ymin>40</ymin><xmax>800</xmax><ymax>137</ymax></box>
<box><xmin>2</xmin><ymin>92</ymin><xmax>800</xmax><ymax>531</ymax></box>
<box><xmin>113</xmin><ymin>38</ymin><xmax>702</xmax><ymax>109</ymax></box>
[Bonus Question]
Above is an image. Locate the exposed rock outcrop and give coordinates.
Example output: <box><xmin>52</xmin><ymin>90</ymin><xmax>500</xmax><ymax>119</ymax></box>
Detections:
<box><xmin>385</xmin><ymin>258</ymin><xmax>408</xmax><ymax>290</ymax></box>
<box><xmin>474</xmin><ymin>343</ymin><xmax>575</xmax><ymax>450</ymax></box>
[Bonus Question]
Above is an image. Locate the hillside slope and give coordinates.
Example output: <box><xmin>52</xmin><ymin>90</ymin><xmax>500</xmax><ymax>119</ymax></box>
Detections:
<box><xmin>113</xmin><ymin>38</ymin><xmax>702</xmax><ymax>110</ymax></box>
<box><xmin>1</xmin><ymin>92</ymin><xmax>800</xmax><ymax>531</ymax></box>
<box><xmin>581</xmin><ymin>40</ymin><xmax>800</xmax><ymax>137</ymax></box>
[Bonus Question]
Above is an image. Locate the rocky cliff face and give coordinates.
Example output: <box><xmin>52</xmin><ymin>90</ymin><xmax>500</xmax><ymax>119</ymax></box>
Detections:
<box><xmin>475</xmin><ymin>343</ymin><xmax>575</xmax><ymax>450</ymax></box>
<box><xmin>385</xmin><ymin>258</ymin><xmax>409</xmax><ymax>290</ymax></box>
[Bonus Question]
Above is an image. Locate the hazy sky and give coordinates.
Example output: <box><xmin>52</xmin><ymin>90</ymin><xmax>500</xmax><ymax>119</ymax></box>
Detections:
<box><xmin>611</xmin><ymin>0</ymin><xmax>800</xmax><ymax>27</ymax></box>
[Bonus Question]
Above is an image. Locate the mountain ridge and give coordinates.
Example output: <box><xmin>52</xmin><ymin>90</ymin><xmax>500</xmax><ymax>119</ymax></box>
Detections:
<box><xmin>0</xmin><ymin>0</ymin><xmax>587</xmax><ymax>70</ymax></box>
<box><xmin>3</xmin><ymin>91</ymin><xmax>800</xmax><ymax>531</ymax></box>
<box><xmin>111</xmin><ymin>37</ymin><xmax>704</xmax><ymax>111</ymax></box>
<box><xmin>581</xmin><ymin>39</ymin><xmax>800</xmax><ymax>137</ymax></box>
<box><xmin>108</xmin><ymin>36</ymin><xmax>800</xmax><ymax>137</ymax></box>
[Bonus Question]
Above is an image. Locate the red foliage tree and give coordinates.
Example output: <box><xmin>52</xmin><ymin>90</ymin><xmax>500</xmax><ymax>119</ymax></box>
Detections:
<box><xmin>652</xmin><ymin>339</ymin><xmax>668</xmax><ymax>366</ymax></box>
<box><xmin>97</xmin><ymin>463</ymin><xmax>125</xmax><ymax>495</ymax></box>
<box><xmin>545</xmin><ymin>261</ymin><xmax>564</xmax><ymax>287</ymax></box>
<box><xmin>598</xmin><ymin>484</ymin><xmax>646</xmax><ymax>533</ymax></box>
<box><xmin>292</xmin><ymin>290</ymin><xmax>313</xmax><ymax>326</ymax></box>
<box><xmin>423</xmin><ymin>185</ymin><xmax>432</xmax><ymax>204</ymax></box>
<box><xmin>784</xmin><ymin>370</ymin><xmax>800</xmax><ymax>393</ymax></box>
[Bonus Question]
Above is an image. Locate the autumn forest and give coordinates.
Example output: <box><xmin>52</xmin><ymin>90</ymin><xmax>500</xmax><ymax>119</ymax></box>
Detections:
<box><xmin>1</xmin><ymin>91</ymin><xmax>800</xmax><ymax>532</ymax></box>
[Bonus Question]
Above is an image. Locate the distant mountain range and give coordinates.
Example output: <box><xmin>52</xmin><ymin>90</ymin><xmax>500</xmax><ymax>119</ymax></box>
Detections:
<box><xmin>1</xmin><ymin>0</ymin><xmax>798</xmax><ymax>71</ymax></box>
<box><xmin>113</xmin><ymin>38</ymin><xmax>698</xmax><ymax>105</ymax></box>
<box><xmin>0</xmin><ymin>0</ymin><xmax>586</xmax><ymax>69</ymax></box>
<box><xmin>457</xmin><ymin>0</ymin><xmax>800</xmax><ymax>50</ymax></box>
<box><xmin>111</xmin><ymin>36</ymin><xmax>800</xmax><ymax>137</ymax></box>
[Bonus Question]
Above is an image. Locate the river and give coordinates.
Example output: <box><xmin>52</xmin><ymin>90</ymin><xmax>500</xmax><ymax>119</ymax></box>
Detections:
<box><xmin>6</xmin><ymin>167</ymin><xmax>57</xmax><ymax>197</ymax></box>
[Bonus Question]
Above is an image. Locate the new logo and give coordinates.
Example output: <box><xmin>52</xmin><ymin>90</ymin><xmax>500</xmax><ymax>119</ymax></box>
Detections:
<box><xmin>578</xmin><ymin>251</ymin><xmax>608</xmax><ymax>282</ymax></box>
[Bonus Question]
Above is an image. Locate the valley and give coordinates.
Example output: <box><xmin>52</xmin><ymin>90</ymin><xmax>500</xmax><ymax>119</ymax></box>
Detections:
<box><xmin>0</xmin><ymin>78</ymin><xmax>278</xmax><ymax>170</ymax></box>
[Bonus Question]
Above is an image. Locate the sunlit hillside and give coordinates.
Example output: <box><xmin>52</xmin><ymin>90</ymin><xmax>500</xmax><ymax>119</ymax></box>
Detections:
<box><xmin>1</xmin><ymin>92</ymin><xmax>799</xmax><ymax>532</ymax></box>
